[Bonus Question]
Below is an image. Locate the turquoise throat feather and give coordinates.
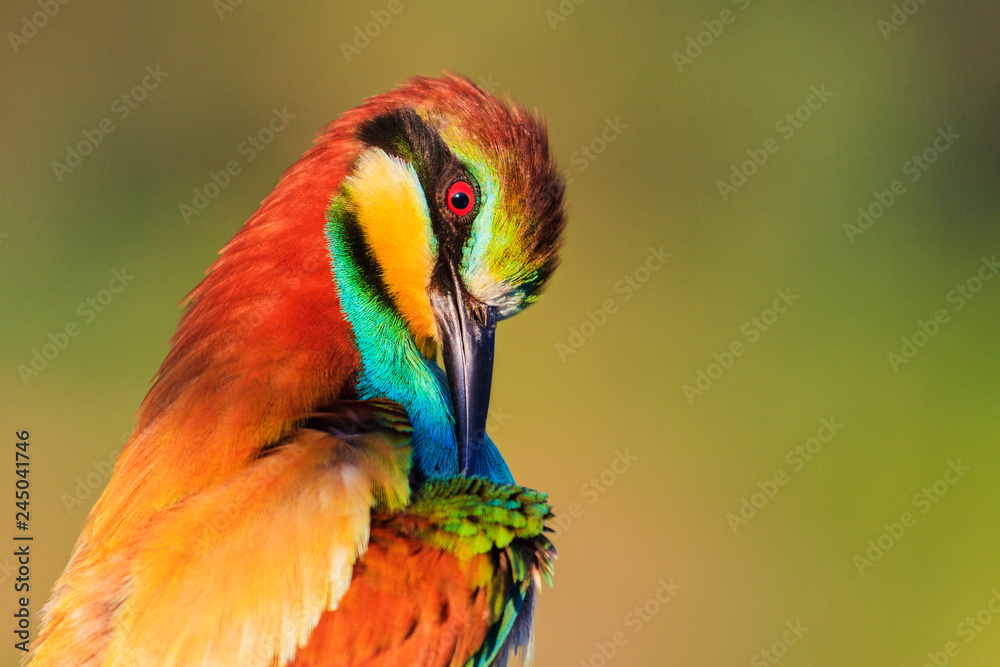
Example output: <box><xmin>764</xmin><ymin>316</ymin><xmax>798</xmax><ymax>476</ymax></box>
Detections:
<box><xmin>325</xmin><ymin>195</ymin><xmax>514</xmax><ymax>484</ymax></box>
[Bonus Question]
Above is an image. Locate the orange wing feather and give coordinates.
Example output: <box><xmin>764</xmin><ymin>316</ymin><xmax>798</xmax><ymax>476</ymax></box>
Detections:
<box><xmin>35</xmin><ymin>410</ymin><xmax>411</xmax><ymax>667</ymax></box>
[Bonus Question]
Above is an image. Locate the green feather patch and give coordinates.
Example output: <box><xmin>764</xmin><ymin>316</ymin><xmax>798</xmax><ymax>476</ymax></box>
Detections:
<box><xmin>402</xmin><ymin>477</ymin><xmax>552</xmax><ymax>562</ymax></box>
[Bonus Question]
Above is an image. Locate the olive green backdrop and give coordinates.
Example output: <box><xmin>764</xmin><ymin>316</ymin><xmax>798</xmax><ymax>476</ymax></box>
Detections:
<box><xmin>3</xmin><ymin>1</ymin><xmax>1000</xmax><ymax>665</ymax></box>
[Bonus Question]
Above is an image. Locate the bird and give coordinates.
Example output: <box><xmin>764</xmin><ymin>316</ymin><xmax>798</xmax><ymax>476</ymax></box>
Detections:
<box><xmin>31</xmin><ymin>73</ymin><xmax>566</xmax><ymax>667</ymax></box>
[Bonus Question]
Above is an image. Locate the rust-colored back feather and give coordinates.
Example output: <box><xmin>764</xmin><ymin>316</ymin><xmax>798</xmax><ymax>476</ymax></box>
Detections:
<box><xmin>290</xmin><ymin>526</ymin><xmax>494</xmax><ymax>667</ymax></box>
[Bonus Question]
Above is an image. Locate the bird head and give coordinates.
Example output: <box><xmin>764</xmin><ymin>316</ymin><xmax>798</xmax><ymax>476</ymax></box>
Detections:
<box><xmin>325</xmin><ymin>75</ymin><xmax>565</xmax><ymax>483</ymax></box>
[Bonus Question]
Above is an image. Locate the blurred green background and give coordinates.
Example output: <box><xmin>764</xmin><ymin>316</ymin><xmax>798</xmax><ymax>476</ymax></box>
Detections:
<box><xmin>3</xmin><ymin>1</ymin><xmax>1000</xmax><ymax>665</ymax></box>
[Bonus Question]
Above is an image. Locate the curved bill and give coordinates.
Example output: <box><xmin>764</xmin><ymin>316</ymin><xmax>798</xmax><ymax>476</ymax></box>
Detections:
<box><xmin>429</xmin><ymin>267</ymin><xmax>497</xmax><ymax>476</ymax></box>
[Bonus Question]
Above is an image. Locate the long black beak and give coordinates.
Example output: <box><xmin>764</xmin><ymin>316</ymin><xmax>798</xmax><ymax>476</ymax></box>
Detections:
<box><xmin>429</xmin><ymin>266</ymin><xmax>497</xmax><ymax>476</ymax></box>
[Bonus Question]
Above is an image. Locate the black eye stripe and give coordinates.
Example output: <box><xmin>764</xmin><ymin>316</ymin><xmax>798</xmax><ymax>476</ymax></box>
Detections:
<box><xmin>356</xmin><ymin>108</ymin><xmax>444</xmax><ymax>173</ymax></box>
<box><xmin>356</xmin><ymin>108</ymin><xmax>479</xmax><ymax>266</ymax></box>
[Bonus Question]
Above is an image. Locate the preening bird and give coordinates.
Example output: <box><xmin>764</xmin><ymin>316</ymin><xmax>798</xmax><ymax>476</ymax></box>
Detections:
<box><xmin>32</xmin><ymin>74</ymin><xmax>566</xmax><ymax>666</ymax></box>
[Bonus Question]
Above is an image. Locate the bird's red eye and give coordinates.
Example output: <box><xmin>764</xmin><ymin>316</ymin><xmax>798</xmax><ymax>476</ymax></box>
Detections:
<box><xmin>446</xmin><ymin>181</ymin><xmax>475</xmax><ymax>216</ymax></box>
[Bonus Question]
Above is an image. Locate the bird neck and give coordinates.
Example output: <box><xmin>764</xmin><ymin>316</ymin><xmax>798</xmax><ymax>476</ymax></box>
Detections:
<box><xmin>325</xmin><ymin>196</ymin><xmax>513</xmax><ymax>485</ymax></box>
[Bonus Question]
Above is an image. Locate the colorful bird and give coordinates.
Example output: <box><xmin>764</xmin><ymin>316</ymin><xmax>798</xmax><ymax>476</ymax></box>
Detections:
<box><xmin>32</xmin><ymin>74</ymin><xmax>566</xmax><ymax>666</ymax></box>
